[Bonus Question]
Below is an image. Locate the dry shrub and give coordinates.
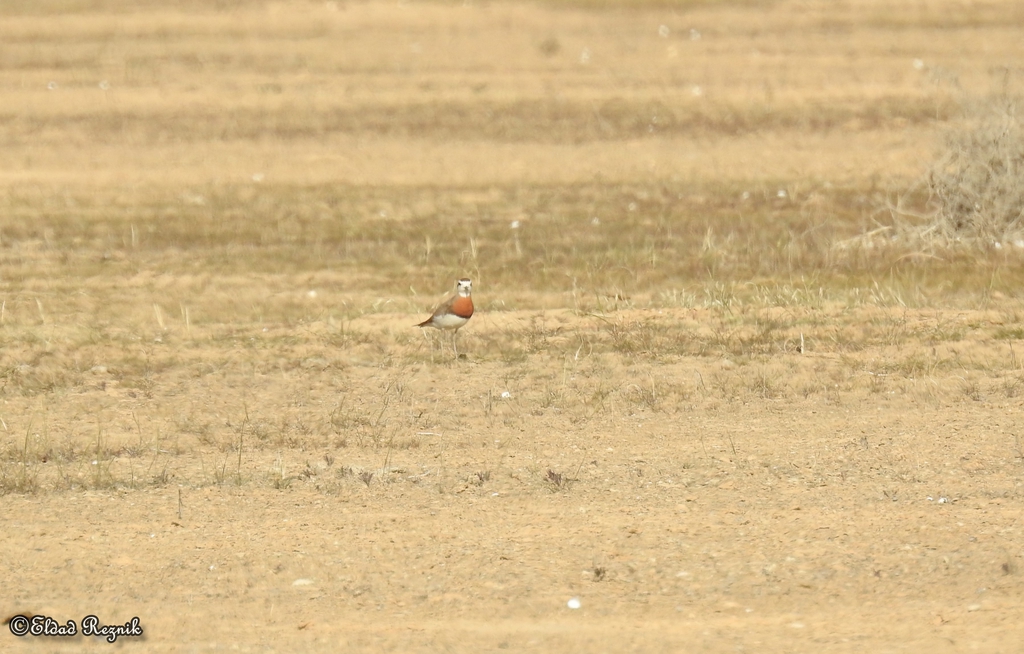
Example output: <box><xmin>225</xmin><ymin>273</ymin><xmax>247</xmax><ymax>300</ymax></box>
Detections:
<box><xmin>928</xmin><ymin>96</ymin><xmax>1024</xmax><ymax>247</ymax></box>
<box><xmin>839</xmin><ymin>87</ymin><xmax>1024</xmax><ymax>259</ymax></box>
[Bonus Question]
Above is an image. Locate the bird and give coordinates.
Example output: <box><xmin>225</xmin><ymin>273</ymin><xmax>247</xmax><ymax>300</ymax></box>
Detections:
<box><xmin>416</xmin><ymin>278</ymin><xmax>474</xmax><ymax>358</ymax></box>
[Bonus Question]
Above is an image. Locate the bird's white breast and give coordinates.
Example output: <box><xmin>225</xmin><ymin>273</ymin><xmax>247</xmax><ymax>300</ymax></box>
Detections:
<box><xmin>432</xmin><ymin>313</ymin><xmax>470</xmax><ymax>330</ymax></box>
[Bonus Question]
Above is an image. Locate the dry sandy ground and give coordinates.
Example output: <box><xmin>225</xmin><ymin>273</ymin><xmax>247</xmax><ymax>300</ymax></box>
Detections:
<box><xmin>4</xmin><ymin>305</ymin><xmax>1024</xmax><ymax>652</ymax></box>
<box><xmin>2</xmin><ymin>0</ymin><xmax>1024</xmax><ymax>652</ymax></box>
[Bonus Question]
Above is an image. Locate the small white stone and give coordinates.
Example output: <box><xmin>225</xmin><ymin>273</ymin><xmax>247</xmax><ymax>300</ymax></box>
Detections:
<box><xmin>293</xmin><ymin>578</ymin><xmax>314</xmax><ymax>586</ymax></box>
<box><xmin>567</xmin><ymin>597</ymin><xmax>581</xmax><ymax>610</ymax></box>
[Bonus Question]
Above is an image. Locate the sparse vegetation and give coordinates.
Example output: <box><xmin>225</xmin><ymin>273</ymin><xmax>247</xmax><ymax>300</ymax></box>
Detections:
<box><xmin>2</xmin><ymin>1</ymin><xmax>1024</xmax><ymax>650</ymax></box>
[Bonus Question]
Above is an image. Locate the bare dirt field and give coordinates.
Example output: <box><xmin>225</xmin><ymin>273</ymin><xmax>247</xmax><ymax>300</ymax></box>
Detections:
<box><xmin>2</xmin><ymin>0</ymin><xmax>1024</xmax><ymax>651</ymax></box>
